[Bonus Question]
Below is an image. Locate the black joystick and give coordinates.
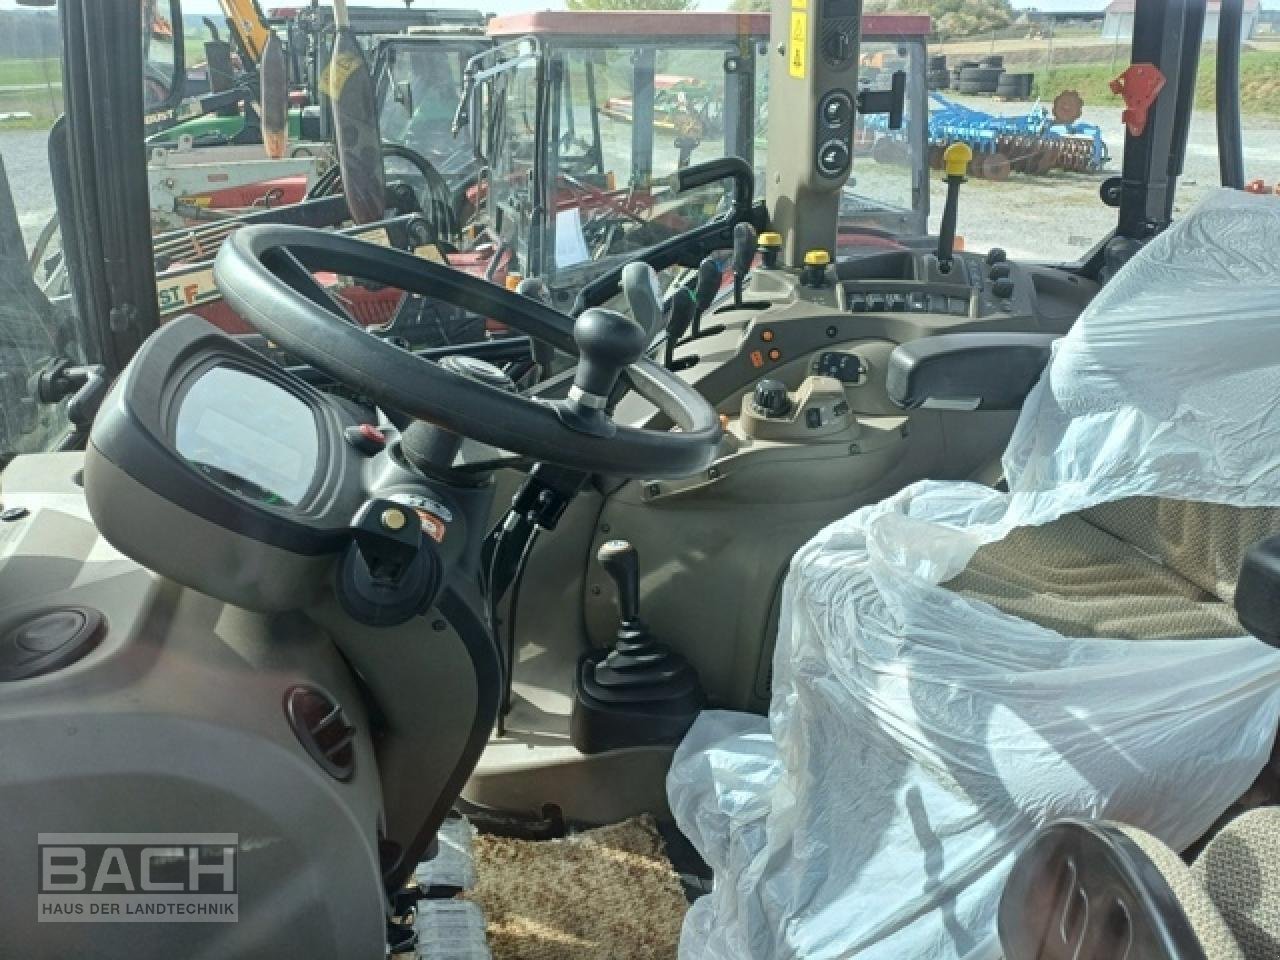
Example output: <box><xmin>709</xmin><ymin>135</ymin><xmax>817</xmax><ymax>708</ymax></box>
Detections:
<box><xmin>563</xmin><ymin>308</ymin><xmax>648</xmax><ymax>436</ymax></box>
<box><xmin>731</xmin><ymin>222</ymin><xmax>758</xmax><ymax>309</ymax></box>
<box><xmin>570</xmin><ymin>540</ymin><xmax>706</xmax><ymax>754</ymax></box>
<box><xmin>621</xmin><ymin>261</ymin><xmax>666</xmax><ymax>341</ymax></box>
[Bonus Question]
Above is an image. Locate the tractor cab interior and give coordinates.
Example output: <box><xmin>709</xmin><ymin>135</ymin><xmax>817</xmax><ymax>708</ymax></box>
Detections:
<box><xmin>1</xmin><ymin>1</ymin><xmax>1279</xmax><ymax>959</ymax></box>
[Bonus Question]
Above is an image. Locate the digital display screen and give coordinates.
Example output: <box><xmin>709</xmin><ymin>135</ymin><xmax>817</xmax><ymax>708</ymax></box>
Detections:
<box><xmin>174</xmin><ymin>367</ymin><xmax>320</xmax><ymax>507</ymax></box>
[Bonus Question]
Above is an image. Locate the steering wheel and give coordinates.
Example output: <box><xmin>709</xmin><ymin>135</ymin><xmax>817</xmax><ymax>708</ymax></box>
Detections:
<box><xmin>213</xmin><ymin>226</ymin><xmax>722</xmax><ymax>479</ymax></box>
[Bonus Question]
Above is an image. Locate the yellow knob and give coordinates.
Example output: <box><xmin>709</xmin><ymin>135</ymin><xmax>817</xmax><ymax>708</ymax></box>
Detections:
<box><xmin>943</xmin><ymin>143</ymin><xmax>973</xmax><ymax>178</ymax></box>
<box><xmin>803</xmin><ymin>249</ymin><xmax>831</xmax><ymax>267</ymax></box>
<box><xmin>758</xmin><ymin>231</ymin><xmax>782</xmax><ymax>249</ymax></box>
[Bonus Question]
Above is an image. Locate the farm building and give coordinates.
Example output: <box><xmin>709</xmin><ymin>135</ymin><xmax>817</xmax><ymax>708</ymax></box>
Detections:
<box><xmin>1102</xmin><ymin>0</ymin><xmax>1261</xmax><ymax>41</ymax></box>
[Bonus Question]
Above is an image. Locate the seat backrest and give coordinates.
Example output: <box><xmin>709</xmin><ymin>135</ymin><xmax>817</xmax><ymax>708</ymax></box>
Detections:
<box><xmin>1082</xmin><ymin>499</ymin><xmax>1280</xmax><ymax>605</ymax></box>
<box><xmin>999</xmin><ymin>819</ymin><xmax>1213</xmax><ymax>960</ymax></box>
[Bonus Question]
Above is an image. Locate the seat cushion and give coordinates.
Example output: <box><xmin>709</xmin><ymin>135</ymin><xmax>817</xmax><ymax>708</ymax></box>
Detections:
<box><xmin>1193</xmin><ymin>808</ymin><xmax>1280</xmax><ymax>960</ymax></box>
<box><xmin>1118</xmin><ymin>824</ymin><xmax>1245</xmax><ymax>960</ymax></box>
<box><xmin>1082</xmin><ymin>498</ymin><xmax>1280</xmax><ymax>606</ymax></box>
<box><xmin>945</xmin><ymin>512</ymin><xmax>1247</xmax><ymax>640</ymax></box>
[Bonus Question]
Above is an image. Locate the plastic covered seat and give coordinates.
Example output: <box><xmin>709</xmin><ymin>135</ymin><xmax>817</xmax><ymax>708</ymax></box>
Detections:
<box><xmin>1000</xmin><ymin>808</ymin><xmax>1280</xmax><ymax>960</ymax></box>
<box><xmin>668</xmin><ymin>191</ymin><xmax>1280</xmax><ymax>960</ymax></box>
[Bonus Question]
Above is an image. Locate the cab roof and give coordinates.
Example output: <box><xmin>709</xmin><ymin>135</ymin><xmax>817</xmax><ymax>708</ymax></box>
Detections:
<box><xmin>485</xmin><ymin>11</ymin><xmax>931</xmax><ymax>40</ymax></box>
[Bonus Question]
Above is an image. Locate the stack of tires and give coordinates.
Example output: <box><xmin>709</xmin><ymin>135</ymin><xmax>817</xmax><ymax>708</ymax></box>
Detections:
<box><xmin>996</xmin><ymin>72</ymin><xmax>1034</xmax><ymax>100</ymax></box>
<box><xmin>951</xmin><ymin>60</ymin><xmax>978</xmax><ymax>89</ymax></box>
<box><xmin>927</xmin><ymin>55</ymin><xmax>949</xmax><ymax>91</ymax></box>
<box><xmin>957</xmin><ymin>63</ymin><xmax>1003</xmax><ymax>95</ymax></box>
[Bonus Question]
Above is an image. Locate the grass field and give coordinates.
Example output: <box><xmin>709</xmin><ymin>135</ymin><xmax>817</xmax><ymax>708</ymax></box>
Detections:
<box><xmin>0</xmin><ymin>57</ymin><xmax>60</xmax><ymax>88</ymax></box>
<box><xmin>1029</xmin><ymin>49</ymin><xmax>1280</xmax><ymax>117</ymax></box>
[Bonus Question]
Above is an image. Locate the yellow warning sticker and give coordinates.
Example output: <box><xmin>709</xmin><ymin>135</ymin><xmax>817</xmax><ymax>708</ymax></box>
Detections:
<box><xmin>319</xmin><ymin>52</ymin><xmax>362</xmax><ymax>99</ymax></box>
<box><xmin>789</xmin><ymin>12</ymin><xmax>807</xmax><ymax>79</ymax></box>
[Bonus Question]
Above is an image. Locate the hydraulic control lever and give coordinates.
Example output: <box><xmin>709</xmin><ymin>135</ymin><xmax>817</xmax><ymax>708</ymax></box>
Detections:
<box><xmin>689</xmin><ymin>256</ymin><xmax>723</xmax><ymax>341</ymax></box>
<box><xmin>936</xmin><ymin>143</ymin><xmax>973</xmax><ymax>274</ymax></box>
<box><xmin>663</xmin><ymin>285</ymin><xmax>697</xmax><ymax>370</ymax></box>
<box><xmin>731</xmin><ymin>222</ymin><xmax>758</xmax><ymax>309</ymax></box>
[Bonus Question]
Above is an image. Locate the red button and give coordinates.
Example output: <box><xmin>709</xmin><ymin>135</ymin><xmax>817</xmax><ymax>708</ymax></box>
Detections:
<box><xmin>358</xmin><ymin>424</ymin><xmax>386</xmax><ymax>446</ymax></box>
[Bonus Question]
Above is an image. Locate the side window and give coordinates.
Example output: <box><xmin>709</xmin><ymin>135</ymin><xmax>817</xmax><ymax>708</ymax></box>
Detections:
<box><xmin>926</xmin><ymin>22</ymin><xmax>1128</xmax><ymax>261</ymax></box>
<box><xmin>0</xmin><ymin>7</ymin><xmax>98</xmax><ymax>456</ymax></box>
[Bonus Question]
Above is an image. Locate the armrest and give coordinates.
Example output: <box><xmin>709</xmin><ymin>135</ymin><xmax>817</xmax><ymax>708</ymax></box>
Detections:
<box><xmin>886</xmin><ymin>333</ymin><xmax>1058</xmax><ymax>411</ymax></box>
<box><xmin>1236</xmin><ymin>535</ymin><xmax>1280</xmax><ymax>647</ymax></box>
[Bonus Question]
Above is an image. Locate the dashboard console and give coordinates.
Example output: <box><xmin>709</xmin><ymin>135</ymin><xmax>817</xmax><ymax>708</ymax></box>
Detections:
<box><xmin>85</xmin><ymin>315</ymin><xmax>481</xmax><ymax>620</ymax></box>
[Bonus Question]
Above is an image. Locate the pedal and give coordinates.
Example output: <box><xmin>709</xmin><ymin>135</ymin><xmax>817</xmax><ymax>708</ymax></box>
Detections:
<box><xmin>413</xmin><ymin>900</ymin><xmax>491</xmax><ymax>960</ymax></box>
<box><xmin>413</xmin><ymin>815</ymin><xmax>477</xmax><ymax>896</ymax></box>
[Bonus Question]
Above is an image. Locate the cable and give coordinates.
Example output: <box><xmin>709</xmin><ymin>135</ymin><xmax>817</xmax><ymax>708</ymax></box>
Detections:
<box><xmin>502</xmin><ymin>527</ymin><xmax>540</xmax><ymax>723</ymax></box>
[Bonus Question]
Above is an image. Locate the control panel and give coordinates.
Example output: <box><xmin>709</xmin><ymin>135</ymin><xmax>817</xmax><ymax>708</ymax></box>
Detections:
<box><xmin>766</xmin><ymin>0</ymin><xmax>864</xmax><ymax>264</ymax></box>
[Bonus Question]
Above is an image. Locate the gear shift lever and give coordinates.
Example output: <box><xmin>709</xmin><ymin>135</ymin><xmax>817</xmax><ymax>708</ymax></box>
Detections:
<box><xmin>570</xmin><ymin>539</ymin><xmax>706</xmax><ymax>753</ymax></box>
<box><xmin>599</xmin><ymin>540</ymin><xmax>641</xmax><ymax>628</ymax></box>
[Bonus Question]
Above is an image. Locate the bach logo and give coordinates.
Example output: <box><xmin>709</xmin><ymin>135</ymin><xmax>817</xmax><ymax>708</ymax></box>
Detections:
<box><xmin>37</xmin><ymin>833</ymin><xmax>238</xmax><ymax>923</ymax></box>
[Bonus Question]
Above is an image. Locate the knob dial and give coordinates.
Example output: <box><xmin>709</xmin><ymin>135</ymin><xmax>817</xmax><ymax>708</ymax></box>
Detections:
<box><xmin>992</xmin><ymin>277</ymin><xmax>1016</xmax><ymax>300</ymax></box>
<box><xmin>752</xmin><ymin>379</ymin><xmax>791</xmax><ymax>418</ymax></box>
<box><xmin>985</xmin><ymin>247</ymin><xmax>1008</xmax><ymax>266</ymax></box>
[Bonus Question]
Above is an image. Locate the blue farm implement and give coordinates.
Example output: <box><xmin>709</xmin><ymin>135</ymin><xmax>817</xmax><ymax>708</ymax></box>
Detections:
<box><xmin>862</xmin><ymin>91</ymin><xmax>1109</xmax><ymax>181</ymax></box>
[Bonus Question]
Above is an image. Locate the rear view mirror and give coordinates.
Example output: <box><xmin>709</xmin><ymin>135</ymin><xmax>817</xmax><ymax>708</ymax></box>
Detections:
<box><xmin>142</xmin><ymin>0</ymin><xmax>185</xmax><ymax>112</ymax></box>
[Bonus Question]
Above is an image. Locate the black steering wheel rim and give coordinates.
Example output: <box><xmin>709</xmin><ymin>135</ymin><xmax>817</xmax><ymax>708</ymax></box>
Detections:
<box><xmin>213</xmin><ymin>225</ymin><xmax>722</xmax><ymax>479</ymax></box>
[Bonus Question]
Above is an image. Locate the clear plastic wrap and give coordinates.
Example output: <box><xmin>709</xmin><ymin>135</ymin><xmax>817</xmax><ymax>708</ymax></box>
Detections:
<box><xmin>669</xmin><ymin>191</ymin><xmax>1280</xmax><ymax>959</ymax></box>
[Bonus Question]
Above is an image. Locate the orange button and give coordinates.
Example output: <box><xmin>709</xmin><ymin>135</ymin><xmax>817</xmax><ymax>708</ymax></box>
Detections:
<box><xmin>749</xmin><ymin>350</ymin><xmax>764</xmax><ymax>369</ymax></box>
<box><xmin>768</xmin><ymin>348</ymin><xmax>781</xmax><ymax>362</ymax></box>
<box><xmin>761</xmin><ymin>329</ymin><xmax>775</xmax><ymax>342</ymax></box>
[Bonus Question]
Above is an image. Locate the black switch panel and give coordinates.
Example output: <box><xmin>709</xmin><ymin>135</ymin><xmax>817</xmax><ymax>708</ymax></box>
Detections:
<box><xmin>812</xmin><ymin>351</ymin><xmax>865</xmax><ymax>383</ymax></box>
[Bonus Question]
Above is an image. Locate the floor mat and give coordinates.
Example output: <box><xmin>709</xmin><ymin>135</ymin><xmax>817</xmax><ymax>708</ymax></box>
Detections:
<box><xmin>463</xmin><ymin>815</ymin><xmax>688</xmax><ymax>960</ymax></box>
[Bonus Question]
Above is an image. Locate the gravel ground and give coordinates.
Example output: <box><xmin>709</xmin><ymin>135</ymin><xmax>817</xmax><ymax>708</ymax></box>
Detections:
<box><xmin>917</xmin><ymin>93</ymin><xmax>1280</xmax><ymax>261</ymax></box>
<box><xmin>0</xmin><ymin>127</ymin><xmax>56</xmax><ymax>249</ymax></box>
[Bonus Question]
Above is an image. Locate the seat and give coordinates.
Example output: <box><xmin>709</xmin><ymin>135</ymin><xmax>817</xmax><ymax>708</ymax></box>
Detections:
<box><xmin>668</xmin><ymin>190</ymin><xmax>1280</xmax><ymax>960</ymax></box>
<box><xmin>999</xmin><ymin>808</ymin><xmax>1280</xmax><ymax>960</ymax></box>
<box><xmin>947</xmin><ymin>498</ymin><xmax>1280</xmax><ymax>641</ymax></box>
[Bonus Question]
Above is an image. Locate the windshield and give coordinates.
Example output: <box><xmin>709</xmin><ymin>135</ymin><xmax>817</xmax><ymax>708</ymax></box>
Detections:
<box><xmin>2</xmin><ymin>0</ymin><xmax>1274</xmax><ymax>456</ymax></box>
